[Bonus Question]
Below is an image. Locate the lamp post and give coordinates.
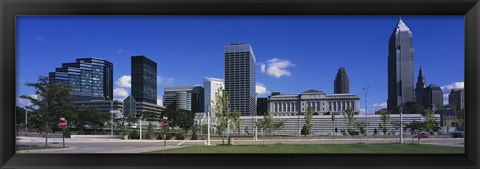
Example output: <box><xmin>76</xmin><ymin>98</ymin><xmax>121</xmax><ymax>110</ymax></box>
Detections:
<box><xmin>25</xmin><ymin>109</ymin><xmax>29</xmax><ymax>136</ymax></box>
<box><xmin>400</xmin><ymin>103</ymin><xmax>404</xmax><ymax>144</ymax></box>
<box><xmin>207</xmin><ymin>106</ymin><xmax>211</xmax><ymax>145</ymax></box>
<box><xmin>363</xmin><ymin>86</ymin><xmax>369</xmax><ymax>136</ymax></box>
<box><xmin>111</xmin><ymin>100</ymin><xmax>114</xmax><ymax>135</ymax></box>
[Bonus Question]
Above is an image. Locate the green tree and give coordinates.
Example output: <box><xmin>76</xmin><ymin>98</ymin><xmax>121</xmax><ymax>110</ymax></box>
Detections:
<box><xmin>343</xmin><ymin>107</ymin><xmax>355</xmax><ymax>135</ymax></box>
<box><xmin>422</xmin><ymin>109</ymin><xmax>437</xmax><ymax>133</ymax></box>
<box><xmin>456</xmin><ymin>109</ymin><xmax>465</xmax><ymax>131</ymax></box>
<box><xmin>176</xmin><ymin>109</ymin><xmax>195</xmax><ymax>134</ymax></box>
<box><xmin>406</xmin><ymin>120</ymin><xmax>423</xmax><ymax>132</ymax></box>
<box><xmin>379</xmin><ymin>109</ymin><xmax>391</xmax><ymax>135</ymax></box>
<box><xmin>145</xmin><ymin>122</ymin><xmax>156</xmax><ymax>140</ymax></box>
<box><xmin>355</xmin><ymin>122</ymin><xmax>366</xmax><ymax>135</ymax></box>
<box><xmin>75</xmin><ymin>106</ymin><xmax>109</xmax><ymax>134</ymax></box>
<box><xmin>20</xmin><ymin>76</ymin><xmax>73</xmax><ymax>147</ymax></box>
<box><xmin>213</xmin><ymin>87</ymin><xmax>229</xmax><ymax>144</ymax></box>
<box><xmin>373</xmin><ymin>128</ymin><xmax>378</xmax><ymax>135</ymax></box>
<box><xmin>301</xmin><ymin>125</ymin><xmax>309</xmax><ymax>137</ymax></box>
<box><xmin>229</xmin><ymin>110</ymin><xmax>241</xmax><ymax>135</ymax></box>
<box><xmin>304</xmin><ymin>106</ymin><xmax>314</xmax><ymax>136</ymax></box>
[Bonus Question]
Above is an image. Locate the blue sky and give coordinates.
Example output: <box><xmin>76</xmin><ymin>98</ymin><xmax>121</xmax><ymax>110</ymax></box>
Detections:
<box><xmin>16</xmin><ymin>16</ymin><xmax>464</xmax><ymax>114</ymax></box>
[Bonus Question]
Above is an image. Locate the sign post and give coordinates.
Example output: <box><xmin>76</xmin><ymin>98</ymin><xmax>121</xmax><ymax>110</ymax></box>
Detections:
<box><xmin>58</xmin><ymin>118</ymin><xmax>67</xmax><ymax>148</ymax></box>
<box><xmin>162</xmin><ymin>117</ymin><xmax>168</xmax><ymax>147</ymax></box>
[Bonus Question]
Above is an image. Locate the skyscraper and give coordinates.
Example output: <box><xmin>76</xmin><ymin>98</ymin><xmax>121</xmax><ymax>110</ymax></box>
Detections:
<box><xmin>131</xmin><ymin>56</ymin><xmax>157</xmax><ymax>104</ymax></box>
<box><xmin>163</xmin><ymin>86</ymin><xmax>194</xmax><ymax>111</ymax></box>
<box><xmin>415</xmin><ymin>67</ymin><xmax>426</xmax><ymax>106</ymax></box>
<box><xmin>49</xmin><ymin>58</ymin><xmax>113</xmax><ymax>101</ymax></box>
<box><xmin>224</xmin><ymin>43</ymin><xmax>256</xmax><ymax>116</ymax></box>
<box><xmin>424</xmin><ymin>84</ymin><xmax>443</xmax><ymax>109</ymax></box>
<box><xmin>387</xmin><ymin>19</ymin><xmax>415</xmax><ymax>111</ymax></box>
<box><xmin>191</xmin><ymin>86</ymin><xmax>205</xmax><ymax>113</ymax></box>
<box><xmin>449</xmin><ymin>88</ymin><xmax>464</xmax><ymax>112</ymax></box>
<box><xmin>334</xmin><ymin>67</ymin><xmax>350</xmax><ymax>94</ymax></box>
<box><xmin>203</xmin><ymin>77</ymin><xmax>224</xmax><ymax>117</ymax></box>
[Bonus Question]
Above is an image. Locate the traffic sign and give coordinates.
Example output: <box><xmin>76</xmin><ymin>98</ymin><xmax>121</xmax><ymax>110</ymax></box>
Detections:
<box><xmin>59</xmin><ymin>118</ymin><xmax>67</xmax><ymax>129</ymax></box>
<box><xmin>162</xmin><ymin>119</ymin><xmax>169</xmax><ymax>128</ymax></box>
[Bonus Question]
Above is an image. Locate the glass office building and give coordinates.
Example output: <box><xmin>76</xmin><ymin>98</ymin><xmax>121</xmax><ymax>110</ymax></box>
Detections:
<box><xmin>131</xmin><ymin>55</ymin><xmax>157</xmax><ymax>104</ymax></box>
<box><xmin>224</xmin><ymin>43</ymin><xmax>256</xmax><ymax>116</ymax></box>
<box><xmin>49</xmin><ymin>58</ymin><xmax>113</xmax><ymax>101</ymax></box>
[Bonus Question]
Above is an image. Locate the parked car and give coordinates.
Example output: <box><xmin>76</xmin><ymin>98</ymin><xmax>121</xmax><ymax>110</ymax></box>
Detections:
<box><xmin>452</xmin><ymin>132</ymin><xmax>464</xmax><ymax>138</ymax></box>
<box><xmin>415</xmin><ymin>133</ymin><xmax>428</xmax><ymax>138</ymax></box>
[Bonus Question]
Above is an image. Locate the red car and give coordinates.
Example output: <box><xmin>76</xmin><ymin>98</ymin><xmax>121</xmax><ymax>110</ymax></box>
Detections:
<box><xmin>417</xmin><ymin>133</ymin><xmax>429</xmax><ymax>138</ymax></box>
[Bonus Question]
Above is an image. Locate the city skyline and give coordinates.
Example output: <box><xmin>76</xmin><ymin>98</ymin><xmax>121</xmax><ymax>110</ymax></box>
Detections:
<box><xmin>16</xmin><ymin>16</ymin><xmax>464</xmax><ymax>114</ymax></box>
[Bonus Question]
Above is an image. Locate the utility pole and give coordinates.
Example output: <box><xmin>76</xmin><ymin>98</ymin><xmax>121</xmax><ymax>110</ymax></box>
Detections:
<box><xmin>207</xmin><ymin>106</ymin><xmax>211</xmax><ymax>145</ymax></box>
<box><xmin>25</xmin><ymin>109</ymin><xmax>29</xmax><ymax>136</ymax></box>
<box><xmin>363</xmin><ymin>85</ymin><xmax>370</xmax><ymax>136</ymax></box>
<box><xmin>111</xmin><ymin>100</ymin><xmax>114</xmax><ymax>135</ymax></box>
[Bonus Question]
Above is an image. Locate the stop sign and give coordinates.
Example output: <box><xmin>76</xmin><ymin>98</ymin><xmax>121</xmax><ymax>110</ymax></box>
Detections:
<box><xmin>162</xmin><ymin>119</ymin><xmax>168</xmax><ymax>128</ymax></box>
<box><xmin>59</xmin><ymin>118</ymin><xmax>67</xmax><ymax>129</ymax></box>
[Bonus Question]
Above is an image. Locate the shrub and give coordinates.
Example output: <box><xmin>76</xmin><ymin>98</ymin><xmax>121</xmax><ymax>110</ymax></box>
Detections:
<box><xmin>191</xmin><ymin>132</ymin><xmax>198</xmax><ymax>140</ymax></box>
<box><xmin>63</xmin><ymin>128</ymin><xmax>71</xmax><ymax>138</ymax></box>
<box><xmin>175</xmin><ymin>132</ymin><xmax>185</xmax><ymax>140</ymax></box>
<box><xmin>129</xmin><ymin>129</ymin><xmax>140</xmax><ymax>139</ymax></box>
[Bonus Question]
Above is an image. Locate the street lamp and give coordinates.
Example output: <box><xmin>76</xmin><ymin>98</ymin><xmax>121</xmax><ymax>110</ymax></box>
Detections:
<box><xmin>25</xmin><ymin>109</ymin><xmax>29</xmax><ymax>136</ymax></box>
<box><xmin>110</xmin><ymin>100</ymin><xmax>114</xmax><ymax>135</ymax></box>
<box><xmin>207</xmin><ymin>105</ymin><xmax>211</xmax><ymax>145</ymax></box>
<box><xmin>363</xmin><ymin>85</ymin><xmax>369</xmax><ymax>136</ymax></box>
<box><xmin>399</xmin><ymin>102</ymin><xmax>404</xmax><ymax>144</ymax></box>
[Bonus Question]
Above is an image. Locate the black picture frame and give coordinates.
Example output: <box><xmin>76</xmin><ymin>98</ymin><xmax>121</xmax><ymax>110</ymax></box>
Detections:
<box><xmin>1</xmin><ymin>0</ymin><xmax>479</xmax><ymax>168</ymax></box>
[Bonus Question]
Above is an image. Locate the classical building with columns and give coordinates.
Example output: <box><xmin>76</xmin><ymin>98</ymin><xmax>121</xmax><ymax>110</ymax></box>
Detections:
<box><xmin>268</xmin><ymin>89</ymin><xmax>360</xmax><ymax>116</ymax></box>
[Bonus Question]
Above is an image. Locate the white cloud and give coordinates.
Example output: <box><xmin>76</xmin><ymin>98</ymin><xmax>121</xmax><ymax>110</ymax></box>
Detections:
<box><xmin>113</xmin><ymin>88</ymin><xmax>129</xmax><ymax>99</ymax></box>
<box><xmin>157</xmin><ymin>76</ymin><xmax>174</xmax><ymax>85</ymax></box>
<box><xmin>260</xmin><ymin>64</ymin><xmax>266</xmax><ymax>73</ymax></box>
<box><xmin>261</xmin><ymin>58</ymin><xmax>295</xmax><ymax>78</ymax></box>
<box><xmin>255</xmin><ymin>82</ymin><xmax>269</xmax><ymax>95</ymax></box>
<box><xmin>440</xmin><ymin>82</ymin><xmax>464</xmax><ymax>93</ymax></box>
<box><xmin>117</xmin><ymin>49</ymin><xmax>125</xmax><ymax>53</ymax></box>
<box><xmin>443</xmin><ymin>94</ymin><xmax>449</xmax><ymax>105</ymax></box>
<box><xmin>16</xmin><ymin>95</ymin><xmax>37</xmax><ymax>107</ymax></box>
<box><xmin>360</xmin><ymin>108</ymin><xmax>366</xmax><ymax>114</ymax></box>
<box><xmin>372</xmin><ymin>103</ymin><xmax>387</xmax><ymax>109</ymax></box>
<box><xmin>115</xmin><ymin>75</ymin><xmax>131</xmax><ymax>88</ymax></box>
<box><xmin>35</xmin><ymin>37</ymin><xmax>44</xmax><ymax>41</ymax></box>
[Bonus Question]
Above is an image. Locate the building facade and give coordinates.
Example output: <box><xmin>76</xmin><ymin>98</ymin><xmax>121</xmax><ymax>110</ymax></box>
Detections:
<box><xmin>268</xmin><ymin>89</ymin><xmax>361</xmax><ymax>116</ymax></box>
<box><xmin>424</xmin><ymin>84</ymin><xmax>443</xmax><ymax>109</ymax></box>
<box><xmin>73</xmin><ymin>99</ymin><xmax>123</xmax><ymax>114</ymax></box>
<box><xmin>163</xmin><ymin>86</ymin><xmax>204</xmax><ymax>112</ymax></box>
<box><xmin>224</xmin><ymin>43</ymin><xmax>256</xmax><ymax>116</ymax></box>
<box><xmin>131</xmin><ymin>56</ymin><xmax>157</xmax><ymax>104</ymax></box>
<box><xmin>415</xmin><ymin>67</ymin><xmax>426</xmax><ymax>106</ymax></box>
<box><xmin>49</xmin><ymin>58</ymin><xmax>113</xmax><ymax>101</ymax></box>
<box><xmin>449</xmin><ymin>88</ymin><xmax>465</xmax><ymax>112</ymax></box>
<box><xmin>123</xmin><ymin>95</ymin><xmax>163</xmax><ymax>115</ymax></box>
<box><xmin>256</xmin><ymin>98</ymin><xmax>268</xmax><ymax>116</ymax></box>
<box><xmin>203</xmin><ymin>77</ymin><xmax>224</xmax><ymax>117</ymax></box>
<box><xmin>334</xmin><ymin>67</ymin><xmax>350</xmax><ymax>94</ymax></box>
<box><xmin>388</xmin><ymin>19</ymin><xmax>415</xmax><ymax>110</ymax></box>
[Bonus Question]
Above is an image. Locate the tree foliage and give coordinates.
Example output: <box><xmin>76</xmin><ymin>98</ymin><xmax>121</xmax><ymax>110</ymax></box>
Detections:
<box><xmin>456</xmin><ymin>109</ymin><xmax>465</xmax><ymax>131</ymax></box>
<box><xmin>213</xmin><ymin>87</ymin><xmax>229</xmax><ymax>144</ymax></box>
<box><xmin>422</xmin><ymin>109</ymin><xmax>437</xmax><ymax>133</ymax></box>
<box><xmin>20</xmin><ymin>76</ymin><xmax>74</xmax><ymax>147</ymax></box>
<box><xmin>75</xmin><ymin>106</ymin><xmax>109</xmax><ymax>134</ymax></box>
<box><xmin>343</xmin><ymin>107</ymin><xmax>355</xmax><ymax>135</ymax></box>
<box><xmin>229</xmin><ymin>110</ymin><xmax>241</xmax><ymax>135</ymax></box>
<box><xmin>379</xmin><ymin>109</ymin><xmax>391</xmax><ymax>135</ymax></box>
<box><xmin>304</xmin><ymin>106</ymin><xmax>314</xmax><ymax>136</ymax></box>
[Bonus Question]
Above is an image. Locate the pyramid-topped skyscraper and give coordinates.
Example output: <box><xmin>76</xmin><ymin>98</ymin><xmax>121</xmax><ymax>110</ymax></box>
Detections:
<box><xmin>387</xmin><ymin>18</ymin><xmax>415</xmax><ymax>111</ymax></box>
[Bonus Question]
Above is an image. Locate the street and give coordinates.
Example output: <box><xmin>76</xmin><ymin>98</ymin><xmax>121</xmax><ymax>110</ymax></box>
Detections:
<box><xmin>16</xmin><ymin>136</ymin><xmax>464</xmax><ymax>153</ymax></box>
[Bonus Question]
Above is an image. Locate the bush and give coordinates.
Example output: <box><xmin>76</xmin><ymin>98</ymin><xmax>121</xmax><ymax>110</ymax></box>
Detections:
<box><xmin>191</xmin><ymin>132</ymin><xmax>198</xmax><ymax>140</ymax></box>
<box><xmin>63</xmin><ymin>128</ymin><xmax>71</xmax><ymax>138</ymax></box>
<box><xmin>175</xmin><ymin>132</ymin><xmax>185</xmax><ymax>140</ymax></box>
<box><xmin>129</xmin><ymin>129</ymin><xmax>140</xmax><ymax>139</ymax></box>
<box><xmin>166</xmin><ymin>133</ymin><xmax>173</xmax><ymax>140</ymax></box>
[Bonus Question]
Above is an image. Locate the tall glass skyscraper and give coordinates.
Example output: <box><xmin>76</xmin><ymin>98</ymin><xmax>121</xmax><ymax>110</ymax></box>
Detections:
<box><xmin>131</xmin><ymin>56</ymin><xmax>157</xmax><ymax>104</ymax></box>
<box><xmin>49</xmin><ymin>58</ymin><xmax>113</xmax><ymax>101</ymax></box>
<box><xmin>388</xmin><ymin>19</ymin><xmax>415</xmax><ymax>111</ymax></box>
<box><xmin>224</xmin><ymin>43</ymin><xmax>256</xmax><ymax>116</ymax></box>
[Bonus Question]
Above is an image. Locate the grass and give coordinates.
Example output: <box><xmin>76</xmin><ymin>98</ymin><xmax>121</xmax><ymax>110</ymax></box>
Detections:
<box><xmin>16</xmin><ymin>145</ymin><xmax>65</xmax><ymax>151</ymax></box>
<box><xmin>149</xmin><ymin>144</ymin><xmax>464</xmax><ymax>154</ymax></box>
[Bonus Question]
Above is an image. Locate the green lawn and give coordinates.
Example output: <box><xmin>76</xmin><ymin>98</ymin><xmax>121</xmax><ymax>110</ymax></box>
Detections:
<box><xmin>149</xmin><ymin>144</ymin><xmax>463</xmax><ymax>154</ymax></box>
<box><xmin>16</xmin><ymin>145</ymin><xmax>64</xmax><ymax>151</ymax></box>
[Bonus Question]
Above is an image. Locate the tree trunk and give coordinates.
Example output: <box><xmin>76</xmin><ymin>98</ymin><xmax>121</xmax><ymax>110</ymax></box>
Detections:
<box><xmin>45</xmin><ymin>121</ymin><xmax>48</xmax><ymax>147</ymax></box>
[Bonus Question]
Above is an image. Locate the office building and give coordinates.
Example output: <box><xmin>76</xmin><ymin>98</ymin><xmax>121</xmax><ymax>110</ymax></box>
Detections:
<box><xmin>256</xmin><ymin>97</ymin><xmax>268</xmax><ymax>116</ymax></box>
<box><xmin>123</xmin><ymin>95</ymin><xmax>163</xmax><ymax>116</ymax></box>
<box><xmin>449</xmin><ymin>88</ymin><xmax>465</xmax><ymax>112</ymax></box>
<box><xmin>334</xmin><ymin>67</ymin><xmax>350</xmax><ymax>94</ymax></box>
<box><xmin>131</xmin><ymin>56</ymin><xmax>157</xmax><ymax>104</ymax></box>
<box><xmin>49</xmin><ymin>58</ymin><xmax>113</xmax><ymax>101</ymax></box>
<box><xmin>73</xmin><ymin>100</ymin><xmax>123</xmax><ymax>117</ymax></box>
<box><xmin>203</xmin><ymin>77</ymin><xmax>224</xmax><ymax>117</ymax></box>
<box><xmin>424</xmin><ymin>84</ymin><xmax>443</xmax><ymax>109</ymax></box>
<box><xmin>268</xmin><ymin>89</ymin><xmax>361</xmax><ymax>116</ymax></box>
<box><xmin>415</xmin><ymin>67</ymin><xmax>426</xmax><ymax>106</ymax></box>
<box><xmin>388</xmin><ymin>19</ymin><xmax>415</xmax><ymax>111</ymax></box>
<box><xmin>163</xmin><ymin>86</ymin><xmax>204</xmax><ymax>112</ymax></box>
<box><xmin>224</xmin><ymin>43</ymin><xmax>256</xmax><ymax>116</ymax></box>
